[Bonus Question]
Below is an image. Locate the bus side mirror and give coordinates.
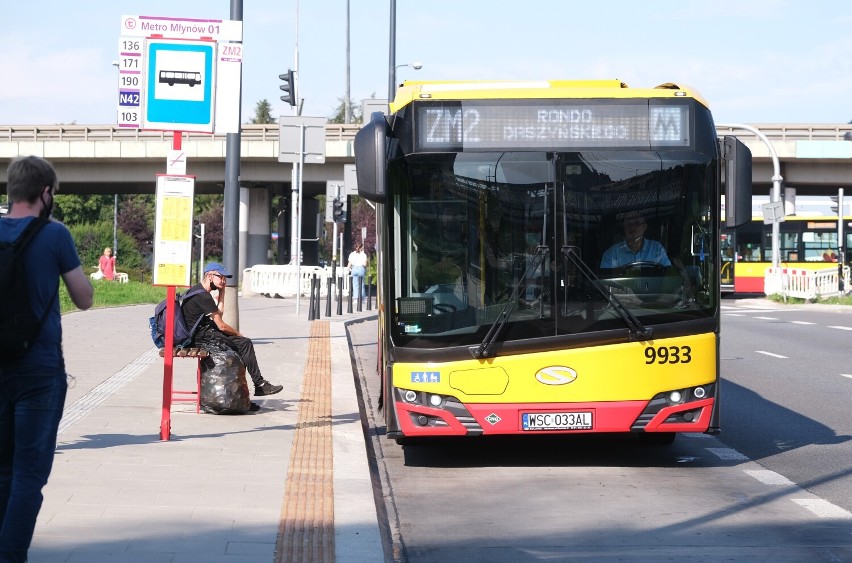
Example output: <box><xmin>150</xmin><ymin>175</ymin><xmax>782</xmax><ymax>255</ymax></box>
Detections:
<box><xmin>354</xmin><ymin>112</ymin><xmax>389</xmax><ymax>204</ymax></box>
<box><xmin>721</xmin><ymin>135</ymin><xmax>752</xmax><ymax>229</ymax></box>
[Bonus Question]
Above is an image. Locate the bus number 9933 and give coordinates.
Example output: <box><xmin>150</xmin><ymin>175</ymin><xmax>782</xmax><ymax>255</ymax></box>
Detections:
<box><xmin>645</xmin><ymin>346</ymin><xmax>692</xmax><ymax>364</ymax></box>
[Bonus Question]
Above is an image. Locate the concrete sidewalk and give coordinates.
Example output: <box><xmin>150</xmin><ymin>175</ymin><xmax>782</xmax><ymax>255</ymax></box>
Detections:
<box><xmin>28</xmin><ymin>297</ymin><xmax>383</xmax><ymax>563</ymax></box>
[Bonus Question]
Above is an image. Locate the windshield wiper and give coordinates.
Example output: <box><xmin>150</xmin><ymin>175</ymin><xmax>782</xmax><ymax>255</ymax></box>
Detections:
<box><xmin>560</xmin><ymin>246</ymin><xmax>653</xmax><ymax>342</ymax></box>
<box><xmin>470</xmin><ymin>245</ymin><xmax>549</xmax><ymax>359</ymax></box>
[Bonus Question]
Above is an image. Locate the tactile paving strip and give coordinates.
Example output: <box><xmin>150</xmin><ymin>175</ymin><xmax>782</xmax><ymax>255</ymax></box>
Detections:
<box><xmin>275</xmin><ymin>320</ymin><xmax>335</xmax><ymax>563</ymax></box>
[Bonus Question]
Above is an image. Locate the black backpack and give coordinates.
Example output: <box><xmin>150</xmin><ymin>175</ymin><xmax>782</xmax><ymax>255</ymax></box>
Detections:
<box><xmin>0</xmin><ymin>216</ymin><xmax>56</xmax><ymax>361</ymax></box>
<box><xmin>149</xmin><ymin>287</ymin><xmax>208</xmax><ymax>349</ymax></box>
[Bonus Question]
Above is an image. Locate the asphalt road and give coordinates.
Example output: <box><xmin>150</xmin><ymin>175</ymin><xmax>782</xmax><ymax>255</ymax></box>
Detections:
<box><xmin>718</xmin><ymin>298</ymin><xmax>852</xmax><ymax>514</ymax></box>
<box><xmin>347</xmin><ymin>304</ymin><xmax>852</xmax><ymax>563</ymax></box>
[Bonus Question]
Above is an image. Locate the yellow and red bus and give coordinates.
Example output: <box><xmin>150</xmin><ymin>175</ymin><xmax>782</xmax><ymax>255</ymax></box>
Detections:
<box><xmin>722</xmin><ymin>215</ymin><xmax>852</xmax><ymax>293</ymax></box>
<box><xmin>355</xmin><ymin>79</ymin><xmax>751</xmax><ymax>444</ymax></box>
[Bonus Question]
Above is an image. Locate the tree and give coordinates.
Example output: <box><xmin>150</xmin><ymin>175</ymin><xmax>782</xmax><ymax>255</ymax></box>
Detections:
<box><xmin>117</xmin><ymin>195</ymin><xmax>154</xmax><ymax>256</ymax></box>
<box><xmin>348</xmin><ymin>196</ymin><xmax>376</xmax><ymax>253</ymax></box>
<box><xmin>249</xmin><ymin>99</ymin><xmax>276</xmax><ymax>124</ymax></box>
<box><xmin>328</xmin><ymin>96</ymin><xmax>362</xmax><ymax>124</ymax></box>
<box><xmin>53</xmin><ymin>194</ymin><xmax>114</xmax><ymax>224</ymax></box>
<box><xmin>197</xmin><ymin>201</ymin><xmax>224</xmax><ymax>260</ymax></box>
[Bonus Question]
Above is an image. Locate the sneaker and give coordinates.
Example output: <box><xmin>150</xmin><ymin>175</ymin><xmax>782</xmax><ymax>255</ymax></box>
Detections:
<box><xmin>255</xmin><ymin>381</ymin><xmax>283</xmax><ymax>396</ymax></box>
<box><xmin>249</xmin><ymin>402</ymin><xmax>261</xmax><ymax>412</ymax></box>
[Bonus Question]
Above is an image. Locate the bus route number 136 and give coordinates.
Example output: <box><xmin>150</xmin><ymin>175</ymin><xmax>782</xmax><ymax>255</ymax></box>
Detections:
<box><xmin>644</xmin><ymin>345</ymin><xmax>691</xmax><ymax>364</ymax></box>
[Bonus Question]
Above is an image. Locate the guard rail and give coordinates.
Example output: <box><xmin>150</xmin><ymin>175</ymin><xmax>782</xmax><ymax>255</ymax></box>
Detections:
<box><xmin>3</xmin><ymin>123</ymin><xmax>852</xmax><ymax>143</ymax></box>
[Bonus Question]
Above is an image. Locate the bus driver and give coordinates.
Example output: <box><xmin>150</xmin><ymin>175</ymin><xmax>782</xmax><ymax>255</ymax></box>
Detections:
<box><xmin>600</xmin><ymin>212</ymin><xmax>671</xmax><ymax>269</ymax></box>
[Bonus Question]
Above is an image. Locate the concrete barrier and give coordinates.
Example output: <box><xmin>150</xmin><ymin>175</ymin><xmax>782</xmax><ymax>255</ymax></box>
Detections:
<box><xmin>247</xmin><ymin>264</ymin><xmax>350</xmax><ymax>298</ymax></box>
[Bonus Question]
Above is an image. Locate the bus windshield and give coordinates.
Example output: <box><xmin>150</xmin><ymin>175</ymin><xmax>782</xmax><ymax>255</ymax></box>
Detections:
<box><xmin>390</xmin><ymin>149</ymin><xmax>718</xmax><ymax>347</ymax></box>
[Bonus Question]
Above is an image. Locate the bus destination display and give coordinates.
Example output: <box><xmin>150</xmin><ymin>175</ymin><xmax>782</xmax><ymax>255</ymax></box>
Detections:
<box><xmin>415</xmin><ymin>101</ymin><xmax>690</xmax><ymax>151</ymax></box>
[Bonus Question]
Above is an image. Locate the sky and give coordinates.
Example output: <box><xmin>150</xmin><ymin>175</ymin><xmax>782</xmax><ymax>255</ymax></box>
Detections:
<box><xmin>2</xmin><ymin>1</ymin><xmax>852</xmax><ymax>126</ymax></box>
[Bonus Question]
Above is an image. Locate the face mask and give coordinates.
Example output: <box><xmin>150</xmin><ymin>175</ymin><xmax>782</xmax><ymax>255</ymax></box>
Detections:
<box><xmin>40</xmin><ymin>188</ymin><xmax>54</xmax><ymax>219</ymax></box>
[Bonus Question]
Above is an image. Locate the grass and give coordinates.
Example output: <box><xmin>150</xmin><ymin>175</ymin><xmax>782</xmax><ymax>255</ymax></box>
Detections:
<box><xmin>766</xmin><ymin>293</ymin><xmax>852</xmax><ymax>306</ymax></box>
<box><xmin>60</xmin><ymin>279</ymin><xmax>168</xmax><ymax>314</ymax></box>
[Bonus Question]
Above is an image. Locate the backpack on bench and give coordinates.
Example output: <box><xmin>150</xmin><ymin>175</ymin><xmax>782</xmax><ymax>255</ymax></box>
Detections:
<box><xmin>149</xmin><ymin>287</ymin><xmax>207</xmax><ymax>349</ymax></box>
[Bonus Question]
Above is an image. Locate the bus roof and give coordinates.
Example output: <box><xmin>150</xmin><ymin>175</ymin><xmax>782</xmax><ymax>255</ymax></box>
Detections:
<box><xmin>389</xmin><ymin>79</ymin><xmax>709</xmax><ymax>113</ymax></box>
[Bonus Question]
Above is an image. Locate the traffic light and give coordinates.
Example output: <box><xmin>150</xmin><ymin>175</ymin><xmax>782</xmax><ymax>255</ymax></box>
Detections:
<box><xmin>830</xmin><ymin>195</ymin><xmax>839</xmax><ymax>215</ymax></box>
<box><xmin>332</xmin><ymin>197</ymin><xmax>346</xmax><ymax>223</ymax></box>
<box><xmin>279</xmin><ymin>70</ymin><xmax>296</xmax><ymax>106</ymax></box>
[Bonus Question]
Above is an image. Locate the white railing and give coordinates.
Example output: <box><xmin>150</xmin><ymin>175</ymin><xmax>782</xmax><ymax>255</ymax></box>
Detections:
<box><xmin>247</xmin><ymin>264</ymin><xmax>350</xmax><ymax>298</ymax></box>
<box><xmin>764</xmin><ymin>266</ymin><xmax>851</xmax><ymax>300</ymax></box>
<box><xmin>2</xmin><ymin>123</ymin><xmax>851</xmax><ymax>144</ymax></box>
<box><xmin>0</xmin><ymin>123</ymin><xmax>361</xmax><ymax>143</ymax></box>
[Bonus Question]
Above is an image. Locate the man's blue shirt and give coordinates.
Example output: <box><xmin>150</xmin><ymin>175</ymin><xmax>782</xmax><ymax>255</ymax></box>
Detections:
<box><xmin>0</xmin><ymin>217</ymin><xmax>81</xmax><ymax>372</ymax></box>
<box><xmin>600</xmin><ymin>238</ymin><xmax>671</xmax><ymax>269</ymax></box>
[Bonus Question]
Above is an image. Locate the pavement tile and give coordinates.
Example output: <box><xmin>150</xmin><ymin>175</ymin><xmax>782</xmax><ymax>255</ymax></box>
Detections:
<box><xmin>26</xmin><ymin>299</ymin><xmax>383</xmax><ymax>562</ymax></box>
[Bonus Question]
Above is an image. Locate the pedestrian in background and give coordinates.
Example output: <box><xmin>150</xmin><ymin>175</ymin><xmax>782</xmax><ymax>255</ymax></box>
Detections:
<box><xmin>0</xmin><ymin>156</ymin><xmax>94</xmax><ymax>563</ymax></box>
<box><xmin>97</xmin><ymin>246</ymin><xmax>116</xmax><ymax>281</ymax></box>
<box><xmin>347</xmin><ymin>242</ymin><xmax>368</xmax><ymax>301</ymax></box>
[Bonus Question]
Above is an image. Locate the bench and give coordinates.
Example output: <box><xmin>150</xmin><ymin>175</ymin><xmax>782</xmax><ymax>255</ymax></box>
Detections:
<box><xmin>159</xmin><ymin>347</ymin><xmax>209</xmax><ymax>413</ymax></box>
<box><xmin>89</xmin><ymin>270</ymin><xmax>129</xmax><ymax>283</ymax></box>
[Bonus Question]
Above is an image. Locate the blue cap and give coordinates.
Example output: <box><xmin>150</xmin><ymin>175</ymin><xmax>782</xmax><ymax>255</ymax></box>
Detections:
<box><xmin>204</xmin><ymin>262</ymin><xmax>233</xmax><ymax>278</ymax></box>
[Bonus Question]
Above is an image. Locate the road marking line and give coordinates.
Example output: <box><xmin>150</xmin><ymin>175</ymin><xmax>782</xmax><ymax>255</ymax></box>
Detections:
<box><xmin>756</xmin><ymin>350</ymin><xmax>788</xmax><ymax>359</ymax></box>
<box><xmin>828</xmin><ymin>325</ymin><xmax>852</xmax><ymax>331</ymax></box>
<box><xmin>754</xmin><ymin>316</ymin><xmax>778</xmax><ymax>320</ymax></box>
<box><xmin>790</xmin><ymin>321</ymin><xmax>815</xmax><ymax>325</ymax></box>
<box><xmin>841</xmin><ymin>374</ymin><xmax>852</xmax><ymax>380</ymax></box>
<box><xmin>724</xmin><ymin>313</ymin><xmax>746</xmax><ymax>317</ymax></box>
<box><xmin>744</xmin><ymin>469</ymin><xmax>794</xmax><ymax>486</ymax></box>
<box><xmin>706</xmin><ymin>447</ymin><xmax>749</xmax><ymax>461</ymax></box>
<box><xmin>792</xmin><ymin>499</ymin><xmax>852</xmax><ymax>519</ymax></box>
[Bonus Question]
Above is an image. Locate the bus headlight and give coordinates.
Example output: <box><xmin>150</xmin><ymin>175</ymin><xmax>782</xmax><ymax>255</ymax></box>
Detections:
<box><xmin>403</xmin><ymin>389</ymin><xmax>418</xmax><ymax>403</ymax></box>
<box><xmin>429</xmin><ymin>394</ymin><xmax>443</xmax><ymax>407</ymax></box>
<box><xmin>668</xmin><ymin>390</ymin><xmax>683</xmax><ymax>404</ymax></box>
<box><xmin>693</xmin><ymin>386</ymin><xmax>706</xmax><ymax>399</ymax></box>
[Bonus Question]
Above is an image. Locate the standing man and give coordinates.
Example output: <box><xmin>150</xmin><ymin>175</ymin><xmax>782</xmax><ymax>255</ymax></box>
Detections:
<box><xmin>347</xmin><ymin>242</ymin><xmax>368</xmax><ymax>302</ymax></box>
<box><xmin>182</xmin><ymin>262</ymin><xmax>283</xmax><ymax>397</ymax></box>
<box><xmin>0</xmin><ymin>156</ymin><xmax>94</xmax><ymax>563</ymax></box>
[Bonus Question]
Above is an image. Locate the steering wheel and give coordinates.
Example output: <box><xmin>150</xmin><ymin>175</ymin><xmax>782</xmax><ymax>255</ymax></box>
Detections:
<box><xmin>617</xmin><ymin>261</ymin><xmax>667</xmax><ymax>276</ymax></box>
<box><xmin>433</xmin><ymin>303</ymin><xmax>457</xmax><ymax>314</ymax></box>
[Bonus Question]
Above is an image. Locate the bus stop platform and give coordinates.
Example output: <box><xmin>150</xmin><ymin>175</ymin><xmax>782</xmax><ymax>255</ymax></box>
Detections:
<box><xmin>28</xmin><ymin>296</ymin><xmax>384</xmax><ymax>563</ymax></box>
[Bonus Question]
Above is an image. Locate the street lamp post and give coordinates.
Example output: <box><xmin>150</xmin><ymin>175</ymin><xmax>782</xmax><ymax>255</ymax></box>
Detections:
<box><xmin>718</xmin><ymin>123</ymin><xmax>783</xmax><ymax>269</ymax></box>
<box><xmin>390</xmin><ymin>62</ymin><xmax>423</xmax><ymax>102</ymax></box>
<box><xmin>110</xmin><ymin>61</ymin><xmax>120</xmax><ymax>261</ymax></box>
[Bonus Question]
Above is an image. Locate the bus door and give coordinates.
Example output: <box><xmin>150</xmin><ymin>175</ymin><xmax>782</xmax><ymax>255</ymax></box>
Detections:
<box><xmin>720</xmin><ymin>230</ymin><xmax>735</xmax><ymax>293</ymax></box>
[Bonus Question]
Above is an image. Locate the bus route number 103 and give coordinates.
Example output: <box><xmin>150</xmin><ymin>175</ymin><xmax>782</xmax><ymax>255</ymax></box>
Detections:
<box><xmin>644</xmin><ymin>345</ymin><xmax>691</xmax><ymax>364</ymax></box>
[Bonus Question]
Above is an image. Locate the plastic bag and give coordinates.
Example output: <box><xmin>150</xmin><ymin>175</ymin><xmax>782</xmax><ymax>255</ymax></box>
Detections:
<box><xmin>199</xmin><ymin>349</ymin><xmax>251</xmax><ymax>414</ymax></box>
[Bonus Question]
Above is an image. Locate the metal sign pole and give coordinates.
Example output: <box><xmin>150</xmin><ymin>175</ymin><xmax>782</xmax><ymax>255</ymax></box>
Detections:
<box><xmin>295</xmin><ymin>122</ymin><xmax>305</xmax><ymax>314</ymax></box>
<box><xmin>839</xmin><ymin>188</ymin><xmax>845</xmax><ymax>292</ymax></box>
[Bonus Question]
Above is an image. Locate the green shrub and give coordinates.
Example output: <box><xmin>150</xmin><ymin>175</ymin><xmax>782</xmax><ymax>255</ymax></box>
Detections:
<box><xmin>67</xmin><ymin>221</ymin><xmax>146</xmax><ymax>276</ymax></box>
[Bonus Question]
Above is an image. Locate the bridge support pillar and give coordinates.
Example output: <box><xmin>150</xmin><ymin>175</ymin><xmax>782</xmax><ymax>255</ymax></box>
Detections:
<box><xmin>240</xmin><ymin>186</ymin><xmax>271</xmax><ymax>280</ymax></box>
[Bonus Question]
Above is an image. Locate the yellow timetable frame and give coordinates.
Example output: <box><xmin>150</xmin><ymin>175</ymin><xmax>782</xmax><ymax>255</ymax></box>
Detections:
<box><xmin>152</xmin><ymin>174</ymin><xmax>195</xmax><ymax>286</ymax></box>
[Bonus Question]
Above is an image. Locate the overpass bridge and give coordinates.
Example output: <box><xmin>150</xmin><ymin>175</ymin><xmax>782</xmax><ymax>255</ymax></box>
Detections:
<box><xmin>2</xmin><ymin>123</ymin><xmax>852</xmax><ymax>197</ymax></box>
<box><xmin>2</xmin><ymin>122</ymin><xmax>852</xmax><ymax>268</ymax></box>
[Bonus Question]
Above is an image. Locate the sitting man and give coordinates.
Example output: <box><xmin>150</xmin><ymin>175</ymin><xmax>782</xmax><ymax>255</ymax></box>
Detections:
<box><xmin>600</xmin><ymin>212</ymin><xmax>671</xmax><ymax>269</ymax></box>
<box><xmin>183</xmin><ymin>262</ymin><xmax>283</xmax><ymax>398</ymax></box>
